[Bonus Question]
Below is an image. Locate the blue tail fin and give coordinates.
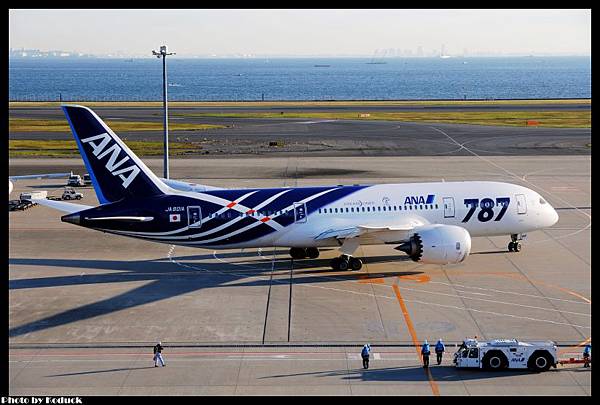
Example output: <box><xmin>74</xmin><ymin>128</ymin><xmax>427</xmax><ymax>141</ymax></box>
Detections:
<box><xmin>62</xmin><ymin>105</ymin><xmax>170</xmax><ymax>204</ymax></box>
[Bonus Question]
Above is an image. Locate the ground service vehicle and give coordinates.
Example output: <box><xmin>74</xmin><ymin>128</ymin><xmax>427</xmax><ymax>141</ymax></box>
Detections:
<box><xmin>454</xmin><ymin>339</ymin><xmax>558</xmax><ymax>372</ymax></box>
<box><xmin>9</xmin><ymin>199</ymin><xmax>36</xmax><ymax>211</ymax></box>
<box><xmin>62</xmin><ymin>187</ymin><xmax>83</xmax><ymax>200</ymax></box>
<box><xmin>83</xmin><ymin>173</ymin><xmax>92</xmax><ymax>186</ymax></box>
<box><xmin>19</xmin><ymin>190</ymin><xmax>48</xmax><ymax>202</ymax></box>
<box><xmin>67</xmin><ymin>174</ymin><xmax>85</xmax><ymax>187</ymax></box>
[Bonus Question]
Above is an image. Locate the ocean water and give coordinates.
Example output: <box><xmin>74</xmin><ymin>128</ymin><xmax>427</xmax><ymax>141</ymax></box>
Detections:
<box><xmin>8</xmin><ymin>56</ymin><xmax>591</xmax><ymax>101</ymax></box>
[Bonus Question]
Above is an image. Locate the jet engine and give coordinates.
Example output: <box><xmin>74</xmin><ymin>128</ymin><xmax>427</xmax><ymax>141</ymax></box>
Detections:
<box><xmin>396</xmin><ymin>224</ymin><xmax>471</xmax><ymax>265</ymax></box>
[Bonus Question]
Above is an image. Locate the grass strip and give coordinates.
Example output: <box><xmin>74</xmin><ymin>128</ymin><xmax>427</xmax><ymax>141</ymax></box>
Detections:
<box><xmin>9</xmin><ymin>139</ymin><xmax>202</xmax><ymax>157</ymax></box>
<box><xmin>9</xmin><ymin>118</ymin><xmax>225</xmax><ymax>132</ymax></box>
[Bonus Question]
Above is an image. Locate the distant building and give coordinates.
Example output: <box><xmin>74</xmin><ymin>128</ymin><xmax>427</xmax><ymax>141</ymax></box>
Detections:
<box><xmin>9</xmin><ymin>48</ymin><xmax>95</xmax><ymax>59</ymax></box>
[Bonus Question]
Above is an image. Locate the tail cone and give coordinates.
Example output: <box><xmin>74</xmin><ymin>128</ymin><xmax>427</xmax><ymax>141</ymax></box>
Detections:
<box><xmin>61</xmin><ymin>212</ymin><xmax>81</xmax><ymax>225</ymax></box>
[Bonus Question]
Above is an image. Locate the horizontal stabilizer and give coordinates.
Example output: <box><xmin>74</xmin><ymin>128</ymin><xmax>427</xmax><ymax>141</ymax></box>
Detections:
<box><xmin>32</xmin><ymin>198</ymin><xmax>93</xmax><ymax>214</ymax></box>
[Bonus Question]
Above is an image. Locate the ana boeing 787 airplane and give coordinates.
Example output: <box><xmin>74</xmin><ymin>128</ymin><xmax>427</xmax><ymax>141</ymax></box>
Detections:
<box><xmin>35</xmin><ymin>105</ymin><xmax>559</xmax><ymax>270</ymax></box>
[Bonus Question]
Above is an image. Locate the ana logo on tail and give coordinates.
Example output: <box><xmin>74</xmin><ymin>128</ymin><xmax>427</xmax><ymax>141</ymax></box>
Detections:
<box><xmin>80</xmin><ymin>132</ymin><xmax>140</xmax><ymax>188</ymax></box>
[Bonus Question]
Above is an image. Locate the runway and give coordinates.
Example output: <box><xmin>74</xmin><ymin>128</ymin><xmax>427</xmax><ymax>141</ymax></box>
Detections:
<box><xmin>8</xmin><ymin>154</ymin><xmax>591</xmax><ymax>395</ymax></box>
<box><xmin>8</xmin><ymin>105</ymin><xmax>591</xmax><ymax>157</ymax></box>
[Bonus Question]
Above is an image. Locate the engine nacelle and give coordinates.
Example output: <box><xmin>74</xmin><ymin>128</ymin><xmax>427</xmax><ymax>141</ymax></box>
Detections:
<box><xmin>396</xmin><ymin>224</ymin><xmax>471</xmax><ymax>265</ymax></box>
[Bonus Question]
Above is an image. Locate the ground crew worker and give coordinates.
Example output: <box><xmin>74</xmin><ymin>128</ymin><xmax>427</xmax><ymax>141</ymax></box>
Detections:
<box><xmin>153</xmin><ymin>341</ymin><xmax>166</xmax><ymax>367</ymax></box>
<box><xmin>421</xmin><ymin>340</ymin><xmax>431</xmax><ymax>368</ymax></box>
<box><xmin>361</xmin><ymin>344</ymin><xmax>371</xmax><ymax>369</ymax></box>
<box><xmin>583</xmin><ymin>344</ymin><xmax>591</xmax><ymax>368</ymax></box>
<box><xmin>435</xmin><ymin>339</ymin><xmax>445</xmax><ymax>365</ymax></box>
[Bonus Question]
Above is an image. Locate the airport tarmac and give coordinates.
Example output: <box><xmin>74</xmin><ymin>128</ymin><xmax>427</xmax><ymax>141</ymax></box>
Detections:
<box><xmin>8</xmin><ymin>154</ymin><xmax>591</xmax><ymax>395</ymax></box>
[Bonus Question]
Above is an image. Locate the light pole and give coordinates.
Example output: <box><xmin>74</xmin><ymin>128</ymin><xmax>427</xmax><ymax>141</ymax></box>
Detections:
<box><xmin>152</xmin><ymin>45</ymin><xmax>176</xmax><ymax>179</ymax></box>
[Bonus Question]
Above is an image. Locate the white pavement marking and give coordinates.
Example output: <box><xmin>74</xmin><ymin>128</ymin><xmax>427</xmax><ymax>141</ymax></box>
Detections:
<box><xmin>428</xmin><ymin>280</ymin><xmax>590</xmax><ymax>305</ymax></box>
<box><xmin>167</xmin><ymin>246</ymin><xmax>591</xmax><ymax>330</ymax></box>
<box><xmin>394</xmin><ymin>285</ymin><xmax>590</xmax><ymax>317</ymax></box>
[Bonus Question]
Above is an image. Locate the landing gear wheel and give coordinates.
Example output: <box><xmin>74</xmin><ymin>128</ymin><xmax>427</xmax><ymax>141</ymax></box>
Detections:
<box><xmin>290</xmin><ymin>247</ymin><xmax>307</xmax><ymax>260</ymax></box>
<box><xmin>508</xmin><ymin>242</ymin><xmax>514</xmax><ymax>252</ymax></box>
<box><xmin>513</xmin><ymin>242</ymin><xmax>522</xmax><ymax>252</ymax></box>
<box><xmin>306</xmin><ymin>247</ymin><xmax>320</xmax><ymax>259</ymax></box>
<box><xmin>330</xmin><ymin>257</ymin><xmax>341</xmax><ymax>270</ymax></box>
<box><xmin>338</xmin><ymin>258</ymin><xmax>349</xmax><ymax>271</ymax></box>
<box><xmin>349</xmin><ymin>257</ymin><xmax>363</xmax><ymax>271</ymax></box>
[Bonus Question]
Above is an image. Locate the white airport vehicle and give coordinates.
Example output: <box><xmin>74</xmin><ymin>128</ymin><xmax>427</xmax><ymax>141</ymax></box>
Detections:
<box><xmin>34</xmin><ymin>105</ymin><xmax>560</xmax><ymax>269</ymax></box>
<box><xmin>453</xmin><ymin>338</ymin><xmax>558</xmax><ymax>372</ymax></box>
<box><xmin>83</xmin><ymin>173</ymin><xmax>92</xmax><ymax>186</ymax></box>
<box><xmin>61</xmin><ymin>187</ymin><xmax>83</xmax><ymax>200</ymax></box>
<box><xmin>67</xmin><ymin>174</ymin><xmax>85</xmax><ymax>187</ymax></box>
<box><xmin>19</xmin><ymin>190</ymin><xmax>48</xmax><ymax>202</ymax></box>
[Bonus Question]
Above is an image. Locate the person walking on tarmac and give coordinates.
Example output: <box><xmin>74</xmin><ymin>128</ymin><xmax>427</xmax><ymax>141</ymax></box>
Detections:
<box><xmin>583</xmin><ymin>344</ymin><xmax>591</xmax><ymax>368</ymax></box>
<box><xmin>361</xmin><ymin>344</ymin><xmax>371</xmax><ymax>369</ymax></box>
<box><xmin>435</xmin><ymin>339</ymin><xmax>445</xmax><ymax>365</ymax></box>
<box><xmin>421</xmin><ymin>340</ymin><xmax>431</xmax><ymax>368</ymax></box>
<box><xmin>153</xmin><ymin>341</ymin><xmax>166</xmax><ymax>367</ymax></box>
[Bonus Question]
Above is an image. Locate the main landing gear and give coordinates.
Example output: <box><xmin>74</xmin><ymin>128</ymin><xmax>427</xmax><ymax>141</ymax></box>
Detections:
<box><xmin>330</xmin><ymin>255</ymin><xmax>363</xmax><ymax>271</ymax></box>
<box><xmin>289</xmin><ymin>247</ymin><xmax>320</xmax><ymax>260</ymax></box>
<box><xmin>289</xmin><ymin>248</ymin><xmax>363</xmax><ymax>271</ymax></box>
<box><xmin>508</xmin><ymin>234</ymin><xmax>523</xmax><ymax>252</ymax></box>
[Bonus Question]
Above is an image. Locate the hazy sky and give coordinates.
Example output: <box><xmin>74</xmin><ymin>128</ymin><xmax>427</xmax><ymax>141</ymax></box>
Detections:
<box><xmin>9</xmin><ymin>9</ymin><xmax>591</xmax><ymax>56</ymax></box>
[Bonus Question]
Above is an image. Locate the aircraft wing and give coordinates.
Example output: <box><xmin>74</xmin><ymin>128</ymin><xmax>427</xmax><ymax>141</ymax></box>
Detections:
<box><xmin>159</xmin><ymin>178</ymin><xmax>224</xmax><ymax>192</ymax></box>
<box><xmin>314</xmin><ymin>217</ymin><xmax>427</xmax><ymax>242</ymax></box>
<box><xmin>9</xmin><ymin>172</ymin><xmax>73</xmax><ymax>194</ymax></box>
<box><xmin>9</xmin><ymin>172</ymin><xmax>72</xmax><ymax>181</ymax></box>
<box><xmin>32</xmin><ymin>198</ymin><xmax>93</xmax><ymax>214</ymax></box>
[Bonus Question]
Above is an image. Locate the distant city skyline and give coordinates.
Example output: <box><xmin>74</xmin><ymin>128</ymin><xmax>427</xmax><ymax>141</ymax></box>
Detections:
<box><xmin>9</xmin><ymin>9</ymin><xmax>591</xmax><ymax>58</ymax></box>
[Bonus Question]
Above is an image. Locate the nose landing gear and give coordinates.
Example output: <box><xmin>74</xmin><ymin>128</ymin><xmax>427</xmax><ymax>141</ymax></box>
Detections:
<box><xmin>508</xmin><ymin>234</ymin><xmax>524</xmax><ymax>252</ymax></box>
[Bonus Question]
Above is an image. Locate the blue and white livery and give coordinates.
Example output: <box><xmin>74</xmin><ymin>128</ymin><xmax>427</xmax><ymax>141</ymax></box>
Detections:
<box><xmin>35</xmin><ymin>105</ymin><xmax>559</xmax><ymax>271</ymax></box>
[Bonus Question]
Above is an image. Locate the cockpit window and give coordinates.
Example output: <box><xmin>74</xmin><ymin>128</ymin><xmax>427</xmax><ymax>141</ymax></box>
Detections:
<box><xmin>539</xmin><ymin>198</ymin><xmax>547</xmax><ymax>205</ymax></box>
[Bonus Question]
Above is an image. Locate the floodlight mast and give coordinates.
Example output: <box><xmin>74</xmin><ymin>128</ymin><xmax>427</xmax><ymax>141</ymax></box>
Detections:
<box><xmin>152</xmin><ymin>45</ymin><xmax>176</xmax><ymax>179</ymax></box>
